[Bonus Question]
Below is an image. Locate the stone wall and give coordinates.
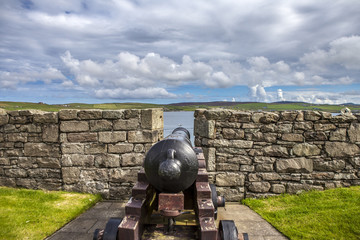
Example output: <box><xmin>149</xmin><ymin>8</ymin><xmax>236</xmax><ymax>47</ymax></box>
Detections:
<box><xmin>0</xmin><ymin>108</ymin><xmax>163</xmax><ymax>199</ymax></box>
<box><xmin>194</xmin><ymin>109</ymin><xmax>360</xmax><ymax>200</ymax></box>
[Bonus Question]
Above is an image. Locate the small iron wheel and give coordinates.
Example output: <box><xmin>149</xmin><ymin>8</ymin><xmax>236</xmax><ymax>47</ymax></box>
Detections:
<box><xmin>219</xmin><ymin>220</ymin><xmax>238</xmax><ymax>240</ymax></box>
<box><xmin>210</xmin><ymin>184</ymin><xmax>218</xmax><ymax>219</ymax></box>
<box><xmin>102</xmin><ymin>218</ymin><xmax>123</xmax><ymax>240</ymax></box>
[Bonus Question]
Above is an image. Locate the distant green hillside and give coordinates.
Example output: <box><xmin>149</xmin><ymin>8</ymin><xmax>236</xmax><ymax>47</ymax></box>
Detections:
<box><xmin>0</xmin><ymin>101</ymin><xmax>359</xmax><ymax>113</ymax></box>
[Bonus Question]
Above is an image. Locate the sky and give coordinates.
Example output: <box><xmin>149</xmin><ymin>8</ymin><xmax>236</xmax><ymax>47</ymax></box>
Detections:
<box><xmin>1</xmin><ymin>0</ymin><xmax>360</xmax><ymax>104</ymax></box>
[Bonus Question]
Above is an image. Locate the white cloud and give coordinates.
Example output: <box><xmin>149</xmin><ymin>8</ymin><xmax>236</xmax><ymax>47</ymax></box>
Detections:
<box><xmin>301</xmin><ymin>36</ymin><xmax>360</xmax><ymax>71</ymax></box>
<box><xmin>94</xmin><ymin>87</ymin><xmax>176</xmax><ymax>99</ymax></box>
<box><xmin>277</xmin><ymin>89</ymin><xmax>285</xmax><ymax>101</ymax></box>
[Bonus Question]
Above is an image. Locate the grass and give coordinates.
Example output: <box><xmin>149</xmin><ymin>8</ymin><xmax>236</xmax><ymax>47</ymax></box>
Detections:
<box><xmin>0</xmin><ymin>187</ymin><xmax>102</xmax><ymax>240</ymax></box>
<box><xmin>242</xmin><ymin>186</ymin><xmax>360</xmax><ymax>240</ymax></box>
<box><xmin>1</xmin><ymin>101</ymin><xmax>359</xmax><ymax>112</ymax></box>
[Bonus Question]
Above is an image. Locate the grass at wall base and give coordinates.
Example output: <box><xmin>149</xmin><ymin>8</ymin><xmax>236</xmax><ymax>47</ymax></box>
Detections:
<box><xmin>242</xmin><ymin>186</ymin><xmax>360</xmax><ymax>240</ymax></box>
<box><xmin>0</xmin><ymin>187</ymin><xmax>101</xmax><ymax>240</ymax></box>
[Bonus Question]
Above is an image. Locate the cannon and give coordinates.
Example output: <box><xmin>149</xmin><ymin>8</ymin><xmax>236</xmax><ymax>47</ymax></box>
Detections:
<box><xmin>94</xmin><ymin>127</ymin><xmax>248</xmax><ymax>240</ymax></box>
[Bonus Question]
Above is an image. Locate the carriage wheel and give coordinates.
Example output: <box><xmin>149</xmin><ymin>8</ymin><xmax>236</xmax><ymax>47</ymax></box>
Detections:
<box><xmin>102</xmin><ymin>218</ymin><xmax>123</xmax><ymax>240</ymax></box>
<box><xmin>219</xmin><ymin>220</ymin><xmax>238</xmax><ymax>240</ymax></box>
<box><xmin>210</xmin><ymin>184</ymin><xmax>218</xmax><ymax>219</ymax></box>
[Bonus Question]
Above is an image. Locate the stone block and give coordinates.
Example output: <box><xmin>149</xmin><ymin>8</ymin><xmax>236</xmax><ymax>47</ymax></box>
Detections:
<box><xmin>314</xmin><ymin>123</ymin><xmax>336</xmax><ymax>131</ymax></box>
<box><xmin>60</xmin><ymin>121</ymin><xmax>89</xmax><ymax>132</ymax></box>
<box><xmin>194</xmin><ymin>118</ymin><xmax>216</xmax><ymax>139</ymax></box>
<box><xmin>264</xmin><ymin>133</ymin><xmax>278</xmax><ymax>143</ymax></box>
<box><xmin>260</xmin><ymin>172</ymin><xmax>282</xmax><ymax>181</ymax></box>
<box><xmin>84</xmin><ymin>143</ymin><xmax>107</xmax><ymax>154</ymax></box>
<box><xmin>77</xmin><ymin>110</ymin><xmax>102</xmax><ymax>120</ymax></box>
<box><xmin>253</xmin><ymin>156</ymin><xmax>275</xmax><ymax>164</ymax></box>
<box><xmin>314</xmin><ymin>160</ymin><xmax>346</xmax><ymax>171</ymax></box>
<box><xmin>277</xmin><ymin>124</ymin><xmax>293</xmax><ymax>133</ymax></box>
<box><xmin>282</xmin><ymin>133</ymin><xmax>304</xmax><ymax>142</ymax></box>
<box><xmin>59</xmin><ymin>109</ymin><xmax>79</xmax><ymax>120</ymax></box>
<box><xmin>248</xmin><ymin>182</ymin><xmax>271</xmax><ymax>193</ymax></box>
<box><xmin>230</xmin><ymin>111</ymin><xmax>251</xmax><ymax>122</ymax></box>
<box><xmin>348</xmin><ymin>123</ymin><xmax>360</xmax><ymax>143</ymax></box>
<box><xmin>222</xmin><ymin>128</ymin><xmax>245</xmax><ymax>139</ymax></box>
<box><xmin>90</xmin><ymin>120</ymin><xmax>113</xmax><ymax>131</ymax></box>
<box><xmin>304</xmin><ymin>111</ymin><xmax>321</xmax><ymax>121</ymax></box>
<box><xmin>211</xmin><ymin>139</ymin><xmax>253</xmax><ymax>148</ymax></box>
<box><xmin>280</xmin><ymin>112</ymin><xmax>298</xmax><ymax>121</ymax></box>
<box><xmin>203</xmin><ymin>109</ymin><xmax>232</xmax><ymax>120</ymax></box>
<box><xmin>349</xmin><ymin>156</ymin><xmax>360</xmax><ymax>168</ymax></box>
<box><xmin>0</xmin><ymin>158</ymin><xmax>10</xmax><ymax>165</ymax></box>
<box><xmin>36</xmin><ymin>157</ymin><xmax>61</xmax><ymax>168</ymax></box>
<box><xmin>141</xmin><ymin>109</ymin><xmax>163</xmax><ymax>130</ymax></box>
<box><xmin>0</xmin><ymin>113</ymin><xmax>9</xmax><ymax>126</ymax></box>
<box><xmin>24</xmin><ymin>143</ymin><xmax>60</xmax><ymax>157</ymax></box>
<box><xmin>203</xmin><ymin>147</ymin><xmax>216</xmax><ymax>171</ymax></box>
<box><xmin>42</xmin><ymin>124</ymin><xmax>59</xmax><ymax>142</ymax></box>
<box><xmin>62</xmin><ymin>154</ymin><xmax>94</xmax><ymax>167</ymax></box>
<box><xmin>259</xmin><ymin>112</ymin><xmax>279</xmax><ymax>123</ymax></box>
<box><xmin>16</xmin><ymin>178</ymin><xmax>37</xmax><ymax>189</ymax></box>
<box><xmin>325</xmin><ymin>142</ymin><xmax>360</xmax><ymax>157</ymax></box>
<box><xmin>33</xmin><ymin>112</ymin><xmax>58</xmax><ymax>123</ymax></box>
<box><xmin>9</xmin><ymin>116</ymin><xmax>28</xmax><ymax>124</ymax></box>
<box><xmin>216</xmin><ymin>187</ymin><xmax>245</xmax><ymax>201</ymax></box>
<box><xmin>263</xmin><ymin>145</ymin><xmax>288</xmax><ymax>157</ymax></box>
<box><xmin>80</xmin><ymin>169</ymin><xmax>108</xmax><ymax>181</ymax></box>
<box><xmin>294</xmin><ymin>122</ymin><xmax>313</xmax><ymax>130</ymax></box>
<box><xmin>133</xmin><ymin>144</ymin><xmax>145</xmax><ymax>153</ymax></box>
<box><xmin>108</xmin><ymin>143</ymin><xmax>134</xmax><ymax>153</ymax></box>
<box><xmin>102</xmin><ymin>110</ymin><xmax>124</xmax><ymax>119</ymax></box>
<box><xmin>113</xmin><ymin>119</ymin><xmax>139</xmax><ymax>130</ymax></box>
<box><xmin>128</xmin><ymin>130</ymin><xmax>159</xmax><ymax>143</ymax></box>
<box><xmin>217</xmin><ymin>163</ymin><xmax>239</xmax><ymax>171</ymax></box>
<box><xmin>271</xmin><ymin>184</ymin><xmax>285</xmax><ymax>193</ymax></box>
<box><xmin>7</xmin><ymin>133</ymin><xmax>27</xmax><ymax>142</ymax></box>
<box><xmin>240</xmin><ymin>165</ymin><xmax>254</xmax><ymax>172</ymax></box>
<box><xmin>334</xmin><ymin>173</ymin><xmax>357</xmax><ymax>180</ymax></box>
<box><xmin>62</xmin><ymin>167</ymin><xmax>80</xmax><ymax>184</ymax></box>
<box><xmin>121</xmin><ymin>153</ymin><xmax>144</xmax><ymax>166</ymax></box>
<box><xmin>61</xmin><ymin>143</ymin><xmax>85</xmax><ymax>154</ymax></box>
<box><xmin>312</xmin><ymin>172</ymin><xmax>335</xmax><ymax>180</ymax></box>
<box><xmin>252</xmin><ymin>112</ymin><xmax>264</xmax><ymax>123</ymax></box>
<box><xmin>216</xmin><ymin>172</ymin><xmax>245</xmax><ymax>186</ymax></box>
<box><xmin>109</xmin><ymin>168</ymin><xmax>137</xmax><ymax>183</ymax></box>
<box><xmin>287</xmin><ymin>183</ymin><xmax>323</xmax><ymax>194</ymax></box>
<box><xmin>19</xmin><ymin>124</ymin><xmax>42</xmax><ymax>133</ymax></box>
<box><xmin>276</xmin><ymin>158</ymin><xmax>313</xmax><ymax>173</ymax></box>
<box><xmin>304</xmin><ymin>131</ymin><xmax>327</xmax><ymax>141</ymax></box>
<box><xmin>293</xmin><ymin>143</ymin><xmax>321</xmax><ymax>157</ymax></box>
<box><xmin>5</xmin><ymin>168</ymin><xmax>28</xmax><ymax>178</ymax></box>
<box><xmin>67</xmin><ymin>133</ymin><xmax>97</xmax><ymax>142</ymax></box>
<box><xmin>95</xmin><ymin>154</ymin><xmax>120</xmax><ymax>168</ymax></box>
<box><xmin>330</xmin><ymin>128</ymin><xmax>347</xmax><ymax>141</ymax></box>
<box><xmin>99</xmin><ymin>131</ymin><xmax>126</xmax><ymax>143</ymax></box>
<box><xmin>124</xmin><ymin>109</ymin><xmax>141</xmax><ymax>119</ymax></box>
<box><xmin>255</xmin><ymin>163</ymin><xmax>274</xmax><ymax>172</ymax></box>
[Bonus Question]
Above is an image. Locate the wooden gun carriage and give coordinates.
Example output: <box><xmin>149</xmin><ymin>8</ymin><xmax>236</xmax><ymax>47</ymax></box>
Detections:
<box><xmin>93</xmin><ymin>127</ymin><xmax>248</xmax><ymax>240</ymax></box>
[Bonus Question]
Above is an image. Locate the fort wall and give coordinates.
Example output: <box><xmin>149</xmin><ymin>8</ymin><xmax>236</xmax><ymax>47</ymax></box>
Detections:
<box><xmin>0</xmin><ymin>108</ymin><xmax>163</xmax><ymax>199</ymax></box>
<box><xmin>194</xmin><ymin>109</ymin><xmax>360</xmax><ymax>200</ymax></box>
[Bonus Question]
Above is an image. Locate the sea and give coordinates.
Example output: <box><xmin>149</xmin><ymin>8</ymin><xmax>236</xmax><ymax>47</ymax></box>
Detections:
<box><xmin>163</xmin><ymin>111</ymin><xmax>195</xmax><ymax>144</ymax></box>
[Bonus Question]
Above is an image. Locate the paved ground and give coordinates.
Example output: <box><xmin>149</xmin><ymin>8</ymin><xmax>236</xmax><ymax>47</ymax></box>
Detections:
<box><xmin>46</xmin><ymin>201</ymin><xmax>288</xmax><ymax>240</ymax></box>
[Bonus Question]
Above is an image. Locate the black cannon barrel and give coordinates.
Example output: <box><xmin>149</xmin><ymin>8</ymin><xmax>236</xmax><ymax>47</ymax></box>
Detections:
<box><xmin>144</xmin><ymin>127</ymin><xmax>198</xmax><ymax>193</ymax></box>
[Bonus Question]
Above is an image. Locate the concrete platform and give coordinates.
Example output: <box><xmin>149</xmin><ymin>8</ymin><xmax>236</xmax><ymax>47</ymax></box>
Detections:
<box><xmin>46</xmin><ymin>201</ymin><xmax>288</xmax><ymax>240</ymax></box>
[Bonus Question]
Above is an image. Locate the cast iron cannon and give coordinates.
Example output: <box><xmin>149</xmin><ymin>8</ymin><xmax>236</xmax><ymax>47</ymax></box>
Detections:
<box><xmin>94</xmin><ymin>127</ymin><xmax>248</xmax><ymax>240</ymax></box>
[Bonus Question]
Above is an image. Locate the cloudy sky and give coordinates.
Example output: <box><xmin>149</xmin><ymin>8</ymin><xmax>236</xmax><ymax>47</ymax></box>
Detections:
<box><xmin>1</xmin><ymin>0</ymin><xmax>360</xmax><ymax>104</ymax></box>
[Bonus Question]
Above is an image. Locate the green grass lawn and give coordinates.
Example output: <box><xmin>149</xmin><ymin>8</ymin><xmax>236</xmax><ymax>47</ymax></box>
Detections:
<box><xmin>242</xmin><ymin>186</ymin><xmax>360</xmax><ymax>240</ymax></box>
<box><xmin>0</xmin><ymin>187</ymin><xmax>102</xmax><ymax>240</ymax></box>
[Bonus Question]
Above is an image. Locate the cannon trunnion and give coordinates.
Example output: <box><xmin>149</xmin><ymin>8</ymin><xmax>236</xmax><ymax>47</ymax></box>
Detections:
<box><xmin>94</xmin><ymin>128</ymin><xmax>248</xmax><ymax>240</ymax></box>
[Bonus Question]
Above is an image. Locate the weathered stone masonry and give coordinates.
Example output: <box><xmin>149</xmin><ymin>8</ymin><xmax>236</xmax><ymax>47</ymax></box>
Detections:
<box><xmin>194</xmin><ymin>109</ymin><xmax>360</xmax><ymax>201</ymax></box>
<box><xmin>0</xmin><ymin>108</ymin><xmax>163</xmax><ymax>199</ymax></box>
